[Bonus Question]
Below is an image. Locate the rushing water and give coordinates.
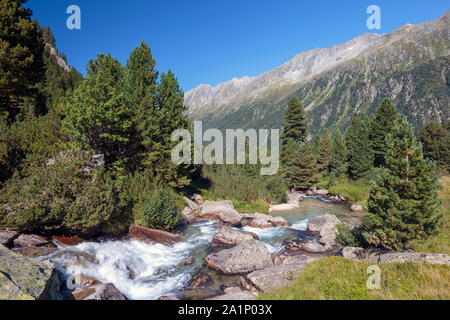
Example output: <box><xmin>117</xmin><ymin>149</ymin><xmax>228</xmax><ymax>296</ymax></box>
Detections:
<box><xmin>41</xmin><ymin>198</ymin><xmax>353</xmax><ymax>300</ymax></box>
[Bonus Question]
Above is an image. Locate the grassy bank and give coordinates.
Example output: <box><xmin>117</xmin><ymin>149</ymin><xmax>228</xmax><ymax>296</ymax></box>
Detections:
<box><xmin>314</xmin><ymin>175</ymin><xmax>371</xmax><ymax>205</ymax></box>
<box><xmin>259</xmin><ymin>257</ymin><xmax>450</xmax><ymax>300</ymax></box>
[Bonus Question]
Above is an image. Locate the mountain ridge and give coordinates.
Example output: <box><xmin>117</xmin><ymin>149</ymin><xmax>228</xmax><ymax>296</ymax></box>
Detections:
<box><xmin>186</xmin><ymin>11</ymin><xmax>450</xmax><ymax>134</ymax></box>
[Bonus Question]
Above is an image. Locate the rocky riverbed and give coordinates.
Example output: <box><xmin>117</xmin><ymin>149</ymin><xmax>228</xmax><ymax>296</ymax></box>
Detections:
<box><xmin>2</xmin><ymin>195</ymin><xmax>448</xmax><ymax>300</ymax></box>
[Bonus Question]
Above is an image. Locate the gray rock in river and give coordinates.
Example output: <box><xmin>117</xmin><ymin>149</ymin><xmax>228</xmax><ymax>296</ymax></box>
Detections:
<box><xmin>307</xmin><ymin>214</ymin><xmax>341</xmax><ymax>233</ymax></box>
<box><xmin>246</xmin><ymin>261</ymin><xmax>314</xmax><ymax>292</ymax></box>
<box><xmin>205</xmin><ymin>239</ymin><xmax>273</xmax><ymax>275</ymax></box>
<box><xmin>212</xmin><ymin>226</ymin><xmax>258</xmax><ymax>246</ymax></box>
<box><xmin>0</xmin><ymin>245</ymin><xmax>61</xmax><ymax>300</ymax></box>
<box><xmin>200</xmin><ymin>200</ymin><xmax>242</xmax><ymax>226</ymax></box>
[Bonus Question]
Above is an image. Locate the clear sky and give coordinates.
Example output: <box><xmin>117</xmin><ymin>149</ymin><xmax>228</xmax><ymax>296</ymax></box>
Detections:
<box><xmin>28</xmin><ymin>0</ymin><xmax>449</xmax><ymax>91</ymax></box>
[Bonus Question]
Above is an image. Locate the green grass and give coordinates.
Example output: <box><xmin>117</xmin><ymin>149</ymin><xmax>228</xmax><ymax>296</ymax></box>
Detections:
<box><xmin>315</xmin><ymin>175</ymin><xmax>371</xmax><ymax>205</ymax></box>
<box><xmin>259</xmin><ymin>257</ymin><xmax>450</xmax><ymax>300</ymax></box>
<box><xmin>411</xmin><ymin>175</ymin><xmax>450</xmax><ymax>255</ymax></box>
<box><xmin>201</xmin><ymin>192</ymin><xmax>270</xmax><ymax>214</ymax></box>
<box><xmin>232</xmin><ymin>199</ymin><xmax>270</xmax><ymax>214</ymax></box>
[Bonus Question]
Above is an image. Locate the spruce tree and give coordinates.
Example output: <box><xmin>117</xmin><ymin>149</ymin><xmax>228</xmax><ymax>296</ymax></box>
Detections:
<box><xmin>281</xmin><ymin>96</ymin><xmax>307</xmax><ymax>145</ymax></box>
<box><xmin>345</xmin><ymin>114</ymin><xmax>373</xmax><ymax>179</ymax></box>
<box><xmin>283</xmin><ymin>140</ymin><xmax>318</xmax><ymax>190</ymax></box>
<box><xmin>370</xmin><ymin>99</ymin><xmax>398</xmax><ymax>167</ymax></box>
<box><xmin>362</xmin><ymin>116</ymin><xmax>442</xmax><ymax>251</ymax></box>
<box><xmin>330</xmin><ymin>130</ymin><xmax>347</xmax><ymax>177</ymax></box>
<box><xmin>63</xmin><ymin>54</ymin><xmax>133</xmax><ymax>167</ymax></box>
<box><xmin>0</xmin><ymin>0</ymin><xmax>45</xmax><ymax>120</ymax></box>
<box><xmin>418</xmin><ymin>121</ymin><xmax>449</xmax><ymax>172</ymax></box>
<box><xmin>317</xmin><ymin>129</ymin><xmax>332</xmax><ymax>173</ymax></box>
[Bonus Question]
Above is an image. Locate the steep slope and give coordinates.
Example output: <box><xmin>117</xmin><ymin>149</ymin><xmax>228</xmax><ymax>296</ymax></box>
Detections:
<box><xmin>186</xmin><ymin>11</ymin><xmax>450</xmax><ymax>135</ymax></box>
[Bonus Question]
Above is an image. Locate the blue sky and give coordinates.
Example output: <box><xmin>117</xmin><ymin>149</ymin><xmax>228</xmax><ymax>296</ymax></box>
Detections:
<box><xmin>28</xmin><ymin>0</ymin><xmax>449</xmax><ymax>91</ymax></box>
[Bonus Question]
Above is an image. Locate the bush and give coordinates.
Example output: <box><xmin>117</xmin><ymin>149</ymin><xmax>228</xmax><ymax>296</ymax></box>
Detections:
<box><xmin>0</xmin><ymin>151</ymin><xmax>130</xmax><ymax>236</ymax></box>
<box><xmin>134</xmin><ymin>187</ymin><xmax>182</xmax><ymax>231</ymax></box>
<box><xmin>336</xmin><ymin>224</ymin><xmax>368</xmax><ymax>248</ymax></box>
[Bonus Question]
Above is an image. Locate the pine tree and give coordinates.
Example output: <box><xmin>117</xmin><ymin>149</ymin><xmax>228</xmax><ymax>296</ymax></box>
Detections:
<box><xmin>418</xmin><ymin>121</ymin><xmax>449</xmax><ymax>172</ymax></box>
<box><xmin>330</xmin><ymin>130</ymin><xmax>347</xmax><ymax>177</ymax></box>
<box><xmin>346</xmin><ymin>114</ymin><xmax>373</xmax><ymax>179</ymax></box>
<box><xmin>283</xmin><ymin>140</ymin><xmax>318</xmax><ymax>190</ymax></box>
<box><xmin>370</xmin><ymin>99</ymin><xmax>398</xmax><ymax>167</ymax></box>
<box><xmin>317</xmin><ymin>129</ymin><xmax>332</xmax><ymax>173</ymax></box>
<box><xmin>0</xmin><ymin>0</ymin><xmax>45</xmax><ymax>120</ymax></box>
<box><xmin>362</xmin><ymin>116</ymin><xmax>442</xmax><ymax>251</ymax></box>
<box><xmin>63</xmin><ymin>54</ymin><xmax>133</xmax><ymax>167</ymax></box>
<box><xmin>281</xmin><ymin>96</ymin><xmax>307</xmax><ymax>145</ymax></box>
<box><xmin>124</xmin><ymin>41</ymin><xmax>159</xmax><ymax>168</ymax></box>
<box><xmin>146</xmin><ymin>70</ymin><xmax>193</xmax><ymax>188</ymax></box>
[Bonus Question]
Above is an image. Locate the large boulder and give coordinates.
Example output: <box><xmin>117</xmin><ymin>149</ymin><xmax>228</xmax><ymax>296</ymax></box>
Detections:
<box><xmin>300</xmin><ymin>240</ymin><xmax>328</xmax><ymax>253</ymax></box>
<box><xmin>0</xmin><ymin>245</ymin><xmax>61</xmax><ymax>300</ymax></box>
<box><xmin>246</xmin><ymin>213</ymin><xmax>291</xmax><ymax>228</ymax></box>
<box><xmin>319</xmin><ymin>221</ymin><xmax>339</xmax><ymax>248</ymax></box>
<box><xmin>246</xmin><ymin>261</ymin><xmax>314</xmax><ymax>292</ymax></box>
<box><xmin>205</xmin><ymin>240</ymin><xmax>273</xmax><ymax>275</ymax></box>
<box><xmin>128</xmin><ymin>225</ymin><xmax>182</xmax><ymax>245</ymax></box>
<box><xmin>200</xmin><ymin>201</ymin><xmax>242</xmax><ymax>226</ymax></box>
<box><xmin>13</xmin><ymin>234</ymin><xmax>49</xmax><ymax>247</ymax></box>
<box><xmin>306</xmin><ymin>214</ymin><xmax>341</xmax><ymax>233</ymax></box>
<box><xmin>212</xmin><ymin>226</ymin><xmax>258</xmax><ymax>246</ymax></box>
<box><xmin>0</xmin><ymin>230</ymin><xmax>19</xmax><ymax>246</ymax></box>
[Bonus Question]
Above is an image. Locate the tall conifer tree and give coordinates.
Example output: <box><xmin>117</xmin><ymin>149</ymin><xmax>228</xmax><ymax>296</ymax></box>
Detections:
<box><xmin>345</xmin><ymin>114</ymin><xmax>373</xmax><ymax>179</ymax></box>
<box><xmin>0</xmin><ymin>0</ymin><xmax>44</xmax><ymax>119</ymax></box>
<box><xmin>362</xmin><ymin>116</ymin><xmax>442</xmax><ymax>250</ymax></box>
<box><xmin>330</xmin><ymin>130</ymin><xmax>347</xmax><ymax>177</ymax></box>
<box><xmin>317</xmin><ymin>129</ymin><xmax>332</xmax><ymax>173</ymax></box>
<box><xmin>281</xmin><ymin>96</ymin><xmax>307</xmax><ymax>146</ymax></box>
<box><xmin>370</xmin><ymin>99</ymin><xmax>398</xmax><ymax>167</ymax></box>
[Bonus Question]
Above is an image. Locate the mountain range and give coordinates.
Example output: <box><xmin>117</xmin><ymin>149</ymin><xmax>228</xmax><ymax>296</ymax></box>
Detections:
<box><xmin>185</xmin><ymin>11</ymin><xmax>450</xmax><ymax>135</ymax></box>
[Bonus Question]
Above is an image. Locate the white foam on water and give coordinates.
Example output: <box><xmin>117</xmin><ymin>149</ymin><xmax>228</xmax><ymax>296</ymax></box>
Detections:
<box><xmin>50</xmin><ymin>221</ymin><xmax>217</xmax><ymax>300</ymax></box>
<box><xmin>241</xmin><ymin>225</ymin><xmax>286</xmax><ymax>240</ymax></box>
<box><xmin>263</xmin><ymin>242</ymin><xmax>282</xmax><ymax>254</ymax></box>
<box><xmin>290</xmin><ymin>218</ymin><xmax>309</xmax><ymax>231</ymax></box>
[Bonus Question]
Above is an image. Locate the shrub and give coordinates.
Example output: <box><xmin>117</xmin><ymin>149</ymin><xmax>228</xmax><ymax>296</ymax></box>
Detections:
<box><xmin>336</xmin><ymin>224</ymin><xmax>368</xmax><ymax>248</ymax></box>
<box><xmin>134</xmin><ymin>187</ymin><xmax>182</xmax><ymax>231</ymax></box>
<box><xmin>0</xmin><ymin>151</ymin><xmax>130</xmax><ymax>236</ymax></box>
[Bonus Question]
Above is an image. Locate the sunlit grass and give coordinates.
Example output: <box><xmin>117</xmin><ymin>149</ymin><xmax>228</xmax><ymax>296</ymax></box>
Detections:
<box><xmin>259</xmin><ymin>257</ymin><xmax>450</xmax><ymax>300</ymax></box>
